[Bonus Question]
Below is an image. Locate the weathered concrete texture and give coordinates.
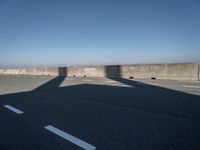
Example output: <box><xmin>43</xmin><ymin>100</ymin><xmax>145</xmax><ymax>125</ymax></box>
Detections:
<box><xmin>199</xmin><ymin>64</ymin><xmax>200</xmax><ymax>81</ymax></box>
<box><xmin>162</xmin><ymin>64</ymin><xmax>199</xmax><ymax>81</ymax></box>
<box><xmin>0</xmin><ymin>63</ymin><xmax>199</xmax><ymax>81</ymax></box>
<box><xmin>0</xmin><ymin>68</ymin><xmax>59</xmax><ymax>76</ymax></box>
<box><xmin>67</xmin><ymin>66</ymin><xmax>105</xmax><ymax>77</ymax></box>
<box><xmin>66</xmin><ymin>63</ymin><xmax>199</xmax><ymax>81</ymax></box>
<box><xmin>120</xmin><ymin>63</ymin><xmax>199</xmax><ymax>80</ymax></box>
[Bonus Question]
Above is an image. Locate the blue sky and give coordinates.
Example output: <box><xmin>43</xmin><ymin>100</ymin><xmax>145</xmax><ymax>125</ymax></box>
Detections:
<box><xmin>0</xmin><ymin>0</ymin><xmax>200</xmax><ymax>67</ymax></box>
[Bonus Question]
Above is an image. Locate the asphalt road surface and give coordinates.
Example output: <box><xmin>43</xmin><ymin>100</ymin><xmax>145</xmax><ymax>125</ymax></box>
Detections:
<box><xmin>0</xmin><ymin>75</ymin><xmax>200</xmax><ymax>150</ymax></box>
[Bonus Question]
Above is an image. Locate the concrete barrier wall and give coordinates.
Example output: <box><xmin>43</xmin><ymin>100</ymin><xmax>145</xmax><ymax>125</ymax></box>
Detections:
<box><xmin>0</xmin><ymin>63</ymin><xmax>199</xmax><ymax>81</ymax></box>
<box><xmin>120</xmin><ymin>64</ymin><xmax>199</xmax><ymax>80</ymax></box>
<box><xmin>0</xmin><ymin>68</ymin><xmax>59</xmax><ymax>76</ymax></box>
<box><xmin>199</xmin><ymin>64</ymin><xmax>200</xmax><ymax>81</ymax></box>
<box><xmin>66</xmin><ymin>63</ymin><xmax>199</xmax><ymax>81</ymax></box>
<box><xmin>67</xmin><ymin>66</ymin><xmax>105</xmax><ymax>77</ymax></box>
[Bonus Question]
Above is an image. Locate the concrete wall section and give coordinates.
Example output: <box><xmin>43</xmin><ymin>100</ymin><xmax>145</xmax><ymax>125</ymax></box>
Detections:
<box><xmin>66</xmin><ymin>63</ymin><xmax>199</xmax><ymax>80</ymax></box>
<box><xmin>162</xmin><ymin>64</ymin><xmax>199</xmax><ymax>80</ymax></box>
<box><xmin>0</xmin><ymin>63</ymin><xmax>199</xmax><ymax>81</ymax></box>
<box><xmin>68</xmin><ymin>66</ymin><xmax>105</xmax><ymax>77</ymax></box>
<box><xmin>120</xmin><ymin>64</ymin><xmax>165</xmax><ymax>79</ymax></box>
<box><xmin>199</xmin><ymin>64</ymin><xmax>200</xmax><ymax>81</ymax></box>
<box><xmin>0</xmin><ymin>68</ymin><xmax>59</xmax><ymax>76</ymax></box>
<box><xmin>120</xmin><ymin>63</ymin><xmax>199</xmax><ymax>80</ymax></box>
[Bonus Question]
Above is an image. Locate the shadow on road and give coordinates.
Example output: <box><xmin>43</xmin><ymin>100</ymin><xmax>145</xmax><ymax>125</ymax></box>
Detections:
<box><xmin>0</xmin><ymin>66</ymin><xmax>200</xmax><ymax>150</ymax></box>
<box><xmin>35</xmin><ymin>67</ymin><xmax>67</xmax><ymax>91</ymax></box>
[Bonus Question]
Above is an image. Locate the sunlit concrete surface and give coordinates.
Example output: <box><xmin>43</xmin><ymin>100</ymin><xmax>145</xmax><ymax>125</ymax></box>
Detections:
<box><xmin>0</xmin><ymin>75</ymin><xmax>200</xmax><ymax>149</ymax></box>
<box><xmin>0</xmin><ymin>63</ymin><xmax>199</xmax><ymax>81</ymax></box>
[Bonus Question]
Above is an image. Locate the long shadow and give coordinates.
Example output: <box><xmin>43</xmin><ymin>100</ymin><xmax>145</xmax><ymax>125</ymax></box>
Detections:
<box><xmin>103</xmin><ymin>65</ymin><xmax>200</xmax><ymax>119</ymax></box>
<box><xmin>35</xmin><ymin>67</ymin><xmax>67</xmax><ymax>91</ymax></box>
<box><xmin>0</xmin><ymin>66</ymin><xmax>200</xmax><ymax>149</ymax></box>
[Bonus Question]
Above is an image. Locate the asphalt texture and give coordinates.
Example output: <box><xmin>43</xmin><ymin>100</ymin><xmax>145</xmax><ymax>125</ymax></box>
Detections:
<box><xmin>0</xmin><ymin>75</ymin><xmax>200</xmax><ymax>150</ymax></box>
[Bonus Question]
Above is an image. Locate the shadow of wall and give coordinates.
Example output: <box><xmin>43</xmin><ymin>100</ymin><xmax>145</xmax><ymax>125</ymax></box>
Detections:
<box><xmin>34</xmin><ymin>67</ymin><xmax>68</xmax><ymax>91</ymax></box>
<box><xmin>105</xmin><ymin>65</ymin><xmax>122</xmax><ymax>78</ymax></box>
<box><xmin>58</xmin><ymin>67</ymin><xmax>67</xmax><ymax>77</ymax></box>
<box><xmin>1</xmin><ymin>66</ymin><xmax>200</xmax><ymax>150</ymax></box>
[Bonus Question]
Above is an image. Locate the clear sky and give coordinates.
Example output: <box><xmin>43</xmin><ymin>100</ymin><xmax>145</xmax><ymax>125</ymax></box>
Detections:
<box><xmin>0</xmin><ymin>0</ymin><xmax>200</xmax><ymax>67</ymax></box>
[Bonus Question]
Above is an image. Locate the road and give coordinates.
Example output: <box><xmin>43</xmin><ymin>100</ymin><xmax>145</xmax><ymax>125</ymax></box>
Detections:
<box><xmin>0</xmin><ymin>75</ymin><xmax>200</xmax><ymax>150</ymax></box>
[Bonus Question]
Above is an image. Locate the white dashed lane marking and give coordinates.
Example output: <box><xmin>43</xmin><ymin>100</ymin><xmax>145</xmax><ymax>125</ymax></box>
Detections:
<box><xmin>45</xmin><ymin>125</ymin><xmax>96</xmax><ymax>150</ymax></box>
<box><xmin>183</xmin><ymin>85</ymin><xmax>200</xmax><ymax>89</ymax></box>
<box><xmin>4</xmin><ymin>105</ymin><xmax>24</xmax><ymax>114</ymax></box>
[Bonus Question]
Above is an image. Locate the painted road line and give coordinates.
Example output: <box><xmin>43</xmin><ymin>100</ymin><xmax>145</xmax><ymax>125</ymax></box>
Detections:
<box><xmin>44</xmin><ymin>125</ymin><xmax>96</xmax><ymax>150</ymax></box>
<box><xmin>183</xmin><ymin>85</ymin><xmax>200</xmax><ymax>89</ymax></box>
<box><xmin>4</xmin><ymin>105</ymin><xmax>24</xmax><ymax>114</ymax></box>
